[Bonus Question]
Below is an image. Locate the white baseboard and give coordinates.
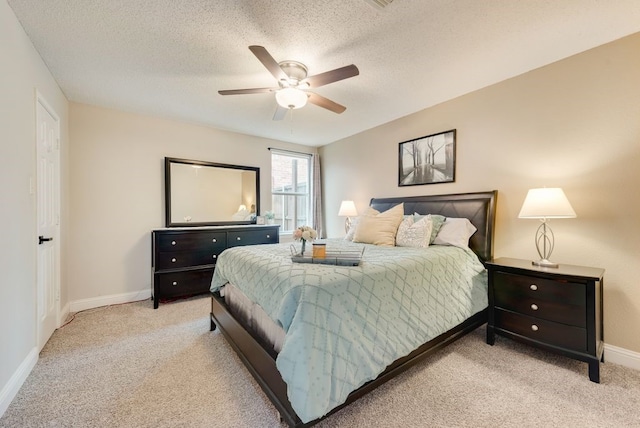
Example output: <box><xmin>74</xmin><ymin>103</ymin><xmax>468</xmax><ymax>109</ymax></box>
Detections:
<box><xmin>0</xmin><ymin>290</ymin><xmax>150</xmax><ymax>418</ymax></box>
<box><xmin>605</xmin><ymin>343</ymin><xmax>640</xmax><ymax>371</ymax></box>
<box><xmin>69</xmin><ymin>289</ymin><xmax>151</xmax><ymax>313</ymax></box>
<box><xmin>0</xmin><ymin>347</ymin><xmax>38</xmax><ymax>418</ymax></box>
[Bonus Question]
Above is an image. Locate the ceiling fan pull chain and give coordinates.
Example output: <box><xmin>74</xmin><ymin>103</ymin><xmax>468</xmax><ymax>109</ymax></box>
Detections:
<box><xmin>290</xmin><ymin>108</ymin><xmax>294</xmax><ymax>135</ymax></box>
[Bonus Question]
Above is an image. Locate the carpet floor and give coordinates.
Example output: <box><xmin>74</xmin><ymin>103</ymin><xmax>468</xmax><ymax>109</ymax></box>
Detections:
<box><xmin>1</xmin><ymin>296</ymin><xmax>639</xmax><ymax>428</ymax></box>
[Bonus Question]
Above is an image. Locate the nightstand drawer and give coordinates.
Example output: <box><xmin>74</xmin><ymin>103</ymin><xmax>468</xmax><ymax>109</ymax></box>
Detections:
<box><xmin>494</xmin><ymin>271</ymin><xmax>585</xmax><ymax>305</ymax></box>
<box><xmin>494</xmin><ymin>290</ymin><xmax>586</xmax><ymax>327</ymax></box>
<box><xmin>495</xmin><ymin>308</ymin><xmax>587</xmax><ymax>352</ymax></box>
<box><xmin>157</xmin><ymin>269</ymin><xmax>214</xmax><ymax>298</ymax></box>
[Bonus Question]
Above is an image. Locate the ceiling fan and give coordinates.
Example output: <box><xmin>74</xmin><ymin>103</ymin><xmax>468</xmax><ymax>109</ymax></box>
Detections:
<box><xmin>218</xmin><ymin>46</ymin><xmax>359</xmax><ymax>120</ymax></box>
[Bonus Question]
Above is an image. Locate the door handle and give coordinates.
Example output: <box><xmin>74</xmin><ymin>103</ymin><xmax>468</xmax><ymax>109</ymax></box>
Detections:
<box><xmin>39</xmin><ymin>235</ymin><xmax>53</xmax><ymax>245</ymax></box>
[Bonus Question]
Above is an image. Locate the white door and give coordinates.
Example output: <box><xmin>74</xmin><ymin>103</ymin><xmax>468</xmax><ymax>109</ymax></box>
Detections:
<box><xmin>36</xmin><ymin>94</ymin><xmax>60</xmax><ymax>351</ymax></box>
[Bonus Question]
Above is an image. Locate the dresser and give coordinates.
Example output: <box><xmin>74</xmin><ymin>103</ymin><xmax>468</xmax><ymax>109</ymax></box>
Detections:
<box><xmin>152</xmin><ymin>225</ymin><xmax>279</xmax><ymax>308</ymax></box>
<box><xmin>486</xmin><ymin>257</ymin><xmax>604</xmax><ymax>382</ymax></box>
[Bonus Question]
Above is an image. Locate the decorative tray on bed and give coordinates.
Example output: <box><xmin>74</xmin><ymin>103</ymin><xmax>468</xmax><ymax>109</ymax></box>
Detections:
<box><xmin>290</xmin><ymin>245</ymin><xmax>364</xmax><ymax>266</ymax></box>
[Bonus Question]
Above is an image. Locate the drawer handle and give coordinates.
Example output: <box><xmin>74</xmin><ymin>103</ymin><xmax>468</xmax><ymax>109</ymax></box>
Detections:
<box><xmin>171</xmin><ymin>258</ymin><xmax>176</xmax><ymax>263</ymax></box>
<box><xmin>171</xmin><ymin>241</ymin><xmax>176</xmax><ymax>245</ymax></box>
<box><xmin>531</xmin><ymin>304</ymin><xmax>539</xmax><ymax>311</ymax></box>
<box><xmin>212</xmin><ymin>255</ymin><xmax>217</xmax><ymax>259</ymax></box>
<box><xmin>531</xmin><ymin>324</ymin><xmax>539</xmax><ymax>332</ymax></box>
<box><xmin>530</xmin><ymin>284</ymin><xmax>538</xmax><ymax>291</ymax></box>
<box><xmin>172</xmin><ymin>281</ymin><xmax>178</xmax><ymax>286</ymax></box>
<box><xmin>212</xmin><ymin>238</ymin><xmax>217</xmax><ymax>243</ymax></box>
<box><xmin>266</xmin><ymin>234</ymin><xmax>270</xmax><ymax>238</ymax></box>
<box><xmin>237</xmin><ymin>237</ymin><xmax>241</xmax><ymax>241</ymax></box>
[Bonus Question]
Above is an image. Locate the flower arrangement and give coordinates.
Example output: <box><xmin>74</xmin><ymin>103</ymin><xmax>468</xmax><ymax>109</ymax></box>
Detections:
<box><xmin>293</xmin><ymin>225</ymin><xmax>317</xmax><ymax>255</ymax></box>
<box><xmin>264</xmin><ymin>211</ymin><xmax>275</xmax><ymax>220</ymax></box>
<box><xmin>293</xmin><ymin>225</ymin><xmax>317</xmax><ymax>242</ymax></box>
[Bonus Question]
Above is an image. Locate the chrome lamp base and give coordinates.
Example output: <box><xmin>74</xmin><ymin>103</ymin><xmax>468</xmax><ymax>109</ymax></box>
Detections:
<box><xmin>532</xmin><ymin>259</ymin><xmax>559</xmax><ymax>268</ymax></box>
<box><xmin>533</xmin><ymin>219</ymin><xmax>559</xmax><ymax>268</ymax></box>
<box><xmin>344</xmin><ymin>217</ymin><xmax>353</xmax><ymax>234</ymax></box>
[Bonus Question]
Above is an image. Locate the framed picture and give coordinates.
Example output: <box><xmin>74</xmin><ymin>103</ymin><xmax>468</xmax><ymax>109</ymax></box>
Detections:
<box><xmin>255</xmin><ymin>216</ymin><xmax>265</xmax><ymax>225</ymax></box>
<box><xmin>398</xmin><ymin>129</ymin><xmax>456</xmax><ymax>186</ymax></box>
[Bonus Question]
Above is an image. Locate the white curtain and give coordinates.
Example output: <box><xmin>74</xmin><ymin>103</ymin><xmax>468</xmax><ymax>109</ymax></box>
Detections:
<box><xmin>312</xmin><ymin>154</ymin><xmax>324</xmax><ymax>238</ymax></box>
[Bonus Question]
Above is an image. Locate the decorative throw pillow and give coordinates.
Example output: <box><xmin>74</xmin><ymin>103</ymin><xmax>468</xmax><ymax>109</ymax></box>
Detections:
<box><xmin>432</xmin><ymin>217</ymin><xmax>477</xmax><ymax>249</ymax></box>
<box><xmin>353</xmin><ymin>203</ymin><xmax>404</xmax><ymax>246</ymax></box>
<box><xmin>414</xmin><ymin>213</ymin><xmax>446</xmax><ymax>244</ymax></box>
<box><xmin>344</xmin><ymin>207</ymin><xmax>379</xmax><ymax>241</ymax></box>
<box><xmin>396</xmin><ymin>215</ymin><xmax>433</xmax><ymax>248</ymax></box>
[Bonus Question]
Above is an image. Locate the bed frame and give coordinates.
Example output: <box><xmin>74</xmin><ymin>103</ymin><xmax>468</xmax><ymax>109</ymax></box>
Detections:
<box><xmin>209</xmin><ymin>190</ymin><xmax>497</xmax><ymax>427</ymax></box>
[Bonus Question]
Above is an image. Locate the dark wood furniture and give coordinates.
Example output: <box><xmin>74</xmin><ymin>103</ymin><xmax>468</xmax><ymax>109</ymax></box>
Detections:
<box><xmin>152</xmin><ymin>225</ymin><xmax>279</xmax><ymax>308</ymax></box>
<box><xmin>486</xmin><ymin>257</ymin><xmax>604</xmax><ymax>382</ymax></box>
<box><xmin>210</xmin><ymin>190</ymin><xmax>497</xmax><ymax>427</ymax></box>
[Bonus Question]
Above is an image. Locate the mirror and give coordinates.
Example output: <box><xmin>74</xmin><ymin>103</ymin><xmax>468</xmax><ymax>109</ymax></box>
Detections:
<box><xmin>165</xmin><ymin>157</ymin><xmax>260</xmax><ymax>227</ymax></box>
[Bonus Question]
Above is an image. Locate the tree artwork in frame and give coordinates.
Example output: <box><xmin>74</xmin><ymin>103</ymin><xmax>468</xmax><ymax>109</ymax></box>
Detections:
<box><xmin>398</xmin><ymin>129</ymin><xmax>456</xmax><ymax>186</ymax></box>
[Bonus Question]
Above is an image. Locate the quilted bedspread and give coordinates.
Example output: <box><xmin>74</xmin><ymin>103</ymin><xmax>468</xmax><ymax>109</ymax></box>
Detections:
<box><xmin>211</xmin><ymin>239</ymin><xmax>487</xmax><ymax>423</ymax></box>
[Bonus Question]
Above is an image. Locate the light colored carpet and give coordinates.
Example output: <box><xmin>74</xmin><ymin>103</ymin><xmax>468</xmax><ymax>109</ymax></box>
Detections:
<box><xmin>2</xmin><ymin>296</ymin><xmax>639</xmax><ymax>428</ymax></box>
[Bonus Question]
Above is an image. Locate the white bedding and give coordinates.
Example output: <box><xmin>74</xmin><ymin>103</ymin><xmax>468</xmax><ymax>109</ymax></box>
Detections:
<box><xmin>221</xmin><ymin>282</ymin><xmax>285</xmax><ymax>353</ymax></box>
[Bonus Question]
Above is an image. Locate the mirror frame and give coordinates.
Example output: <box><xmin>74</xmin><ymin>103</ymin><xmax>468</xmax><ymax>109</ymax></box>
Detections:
<box><xmin>165</xmin><ymin>157</ymin><xmax>260</xmax><ymax>227</ymax></box>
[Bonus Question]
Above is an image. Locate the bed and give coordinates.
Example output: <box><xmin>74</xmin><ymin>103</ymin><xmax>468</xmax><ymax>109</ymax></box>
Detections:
<box><xmin>209</xmin><ymin>190</ymin><xmax>497</xmax><ymax>427</ymax></box>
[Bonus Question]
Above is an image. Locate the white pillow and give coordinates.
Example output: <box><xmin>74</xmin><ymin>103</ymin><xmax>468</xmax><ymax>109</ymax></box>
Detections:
<box><xmin>432</xmin><ymin>217</ymin><xmax>477</xmax><ymax>249</ymax></box>
<box><xmin>231</xmin><ymin>209</ymin><xmax>250</xmax><ymax>221</ymax></box>
<box><xmin>396</xmin><ymin>215</ymin><xmax>433</xmax><ymax>248</ymax></box>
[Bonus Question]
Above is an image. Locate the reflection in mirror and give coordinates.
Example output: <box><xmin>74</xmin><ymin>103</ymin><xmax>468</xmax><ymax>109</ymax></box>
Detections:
<box><xmin>165</xmin><ymin>157</ymin><xmax>260</xmax><ymax>227</ymax></box>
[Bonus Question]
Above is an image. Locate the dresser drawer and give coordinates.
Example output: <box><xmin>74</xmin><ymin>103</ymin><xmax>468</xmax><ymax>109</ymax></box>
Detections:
<box><xmin>494</xmin><ymin>289</ymin><xmax>586</xmax><ymax>327</ymax></box>
<box><xmin>156</xmin><ymin>250</ymin><xmax>221</xmax><ymax>270</ymax></box>
<box><xmin>493</xmin><ymin>271</ymin><xmax>584</xmax><ymax>305</ymax></box>
<box><xmin>495</xmin><ymin>308</ymin><xmax>587</xmax><ymax>352</ymax></box>
<box><xmin>156</xmin><ymin>269</ymin><xmax>214</xmax><ymax>298</ymax></box>
<box><xmin>156</xmin><ymin>231</ymin><xmax>226</xmax><ymax>252</ymax></box>
<box><xmin>227</xmin><ymin>229</ymin><xmax>278</xmax><ymax>247</ymax></box>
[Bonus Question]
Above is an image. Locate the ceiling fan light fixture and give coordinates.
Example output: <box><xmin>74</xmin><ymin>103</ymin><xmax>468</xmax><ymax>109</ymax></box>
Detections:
<box><xmin>220</xmin><ymin>46</ymin><xmax>357</xmax><ymax>117</ymax></box>
<box><xmin>276</xmin><ymin>87</ymin><xmax>308</xmax><ymax>109</ymax></box>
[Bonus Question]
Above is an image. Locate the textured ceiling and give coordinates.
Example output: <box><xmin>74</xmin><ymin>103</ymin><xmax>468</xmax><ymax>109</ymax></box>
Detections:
<box><xmin>7</xmin><ymin>0</ymin><xmax>640</xmax><ymax>146</ymax></box>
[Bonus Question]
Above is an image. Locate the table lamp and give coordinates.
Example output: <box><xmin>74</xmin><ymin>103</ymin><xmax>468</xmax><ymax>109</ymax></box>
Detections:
<box><xmin>518</xmin><ymin>188</ymin><xmax>576</xmax><ymax>268</ymax></box>
<box><xmin>338</xmin><ymin>200</ymin><xmax>358</xmax><ymax>233</ymax></box>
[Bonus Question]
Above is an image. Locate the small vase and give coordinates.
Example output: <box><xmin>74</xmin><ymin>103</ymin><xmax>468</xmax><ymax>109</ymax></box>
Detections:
<box><xmin>300</xmin><ymin>239</ymin><xmax>306</xmax><ymax>256</ymax></box>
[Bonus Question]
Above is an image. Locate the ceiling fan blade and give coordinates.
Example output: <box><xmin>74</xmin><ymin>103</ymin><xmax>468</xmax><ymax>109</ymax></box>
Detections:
<box><xmin>307</xmin><ymin>92</ymin><xmax>347</xmax><ymax>114</ymax></box>
<box><xmin>218</xmin><ymin>87</ymin><xmax>278</xmax><ymax>95</ymax></box>
<box><xmin>249</xmin><ymin>45</ymin><xmax>288</xmax><ymax>83</ymax></box>
<box><xmin>273</xmin><ymin>105</ymin><xmax>288</xmax><ymax>121</ymax></box>
<box><xmin>304</xmin><ymin>64</ymin><xmax>359</xmax><ymax>88</ymax></box>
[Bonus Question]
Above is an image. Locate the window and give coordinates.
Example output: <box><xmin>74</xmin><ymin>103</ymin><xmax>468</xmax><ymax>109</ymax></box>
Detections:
<box><xmin>271</xmin><ymin>151</ymin><xmax>312</xmax><ymax>234</ymax></box>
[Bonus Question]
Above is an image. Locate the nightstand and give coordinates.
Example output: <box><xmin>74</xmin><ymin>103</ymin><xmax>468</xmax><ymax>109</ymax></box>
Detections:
<box><xmin>486</xmin><ymin>257</ymin><xmax>604</xmax><ymax>383</ymax></box>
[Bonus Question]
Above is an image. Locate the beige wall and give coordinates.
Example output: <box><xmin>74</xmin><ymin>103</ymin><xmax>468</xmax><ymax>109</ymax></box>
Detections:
<box><xmin>0</xmin><ymin>0</ymin><xmax>69</xmax><ymax>407</ymax></box>
<box><xmin>320</xmin><ymin>33</ymin><xmax>640</xmax><ymax>353</ymax></box>
<box><xmin>68</xmin><ymin>103</ymin><xmax>313</xmax><ymax>303</ymax></box>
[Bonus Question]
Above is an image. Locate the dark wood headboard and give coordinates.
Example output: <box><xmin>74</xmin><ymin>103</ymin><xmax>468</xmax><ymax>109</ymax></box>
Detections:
<box><xmin>369</xmin><ymin>190</ymin><xmax>497</xmax><ymax>263</ymax></box>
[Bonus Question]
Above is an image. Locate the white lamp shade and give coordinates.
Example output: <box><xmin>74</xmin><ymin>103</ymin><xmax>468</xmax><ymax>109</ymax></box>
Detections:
<box><xmin>518</xmin><ymin>188</ymin><xmax>577</xmax><ymax>219</ymax></box>
<box><xmin>338</xmin><ymin>200</ymin><xmax>358</xmax><ymax>217</ymax></box>
<box><xmin>275</xmin><ymin>88</ymin><xmax>308</xmax><ymax>109</ymax></box>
